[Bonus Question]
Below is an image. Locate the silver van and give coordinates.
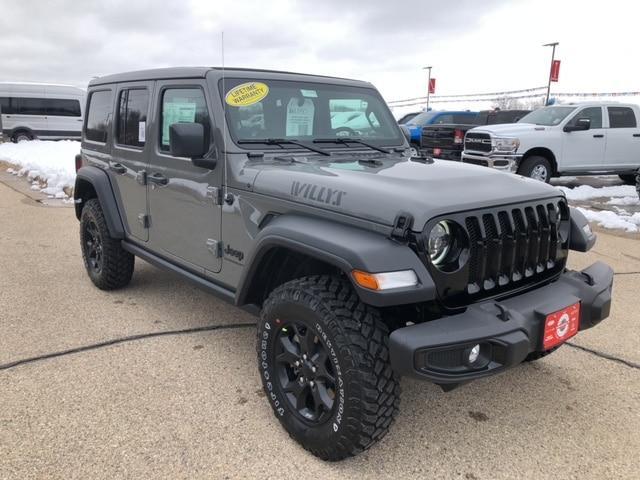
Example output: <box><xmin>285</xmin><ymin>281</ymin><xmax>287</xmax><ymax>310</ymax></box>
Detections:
<box><xmin>0</xmin><ymin>82</ymin><xmax>85</xmax><ymax>142</ymax></box>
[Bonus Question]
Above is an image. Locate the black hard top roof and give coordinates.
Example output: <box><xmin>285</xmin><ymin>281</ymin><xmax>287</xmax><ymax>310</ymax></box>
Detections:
<box><xmin>88</xmin><ymin>67</ymin><xmax>372</xmax><ymax>88</ymax></box>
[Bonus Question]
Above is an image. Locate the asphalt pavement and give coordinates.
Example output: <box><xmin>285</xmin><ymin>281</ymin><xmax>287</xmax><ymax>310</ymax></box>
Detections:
<box><xmin>0</xmin><ymin>179</ymin><xmax>639</xmax><ymax>480</ymax></box>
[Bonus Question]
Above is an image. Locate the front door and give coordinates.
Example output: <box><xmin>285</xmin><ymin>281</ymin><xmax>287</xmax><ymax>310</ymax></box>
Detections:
<box><xmin>561</xmin><ymin>106</ymin><xmax>606</xmax><ymax>171</ymax></box>
<box><xmin>146</xmin><ymin>81</ymin><xmax>223</xmax><ymax>274</ymax></box>
<box><xmin>109</xmin><ymin>82</ymin><xmax>153</xmax><ymax>241</ymax></box>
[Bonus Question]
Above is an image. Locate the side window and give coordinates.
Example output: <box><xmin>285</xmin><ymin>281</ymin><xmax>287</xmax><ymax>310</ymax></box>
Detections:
<box><xmin>608</xmin><ymin>107</ymin><xmax>637</xmax><ymax>128</ymax></box>
<box><xmin>434</xmin><ymin>114</ymin><xmax>453</xmax><ymax>124</ymax></box>
<box><xmin>16</xmin><ymin>98</ymin><xmax>48</xmax><ymax>115</ymax></box>
<box><xmin>453</xmin><ymin>114</ymin><xmax>473</xmax><ymax>123</ymax></box>
<box><xmin>117</xmin><ymin>89</ymin><xmax>149</xmax><ymax>147</ymax></box>
<box><xmin>160</xmin><ymin>88</ymin><xmax>210</xmax><ymax>151</ymax></box>
<box><xmin>46</xmin><ymin>99</ymin><xmax>81</xmax><ymax>117</ymax></box>
<box><xmin>85</xmin><ymin>90</ymin><xmax>113</xmax><ymax>143</ymax></box>
<box><xmin>568</xmin><ymin>107</ymin><xmax>602</xmax><ymax>129</ymax></box>
<box><xmin>0</xmin><ymin>97</ymin><xmax>13</xmax><ymax>114</ymax></box>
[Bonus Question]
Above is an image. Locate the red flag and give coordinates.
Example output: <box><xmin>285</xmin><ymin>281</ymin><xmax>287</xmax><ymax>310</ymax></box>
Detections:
<box><xmin>428</xmin><ymin>78</ymin><xmax>436</xmax><ymax>94</ymax></box>
<box><xmin>550</xmin><ymin>60</ymin><xmax>561</xmax><ymax>82</ymax></box>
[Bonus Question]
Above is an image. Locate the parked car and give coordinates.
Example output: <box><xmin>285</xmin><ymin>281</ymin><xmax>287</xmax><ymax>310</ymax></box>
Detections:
<box><xmin>421</xmin><ymin>109</ymin><xmax>530</xmax><ymax>161</ymax></box>
<box><xmin>396</xmin><ymin>111</ymin><xmax>420</xmax><ymax>125</ymax></box>
<box><xmin>74</xmin><ymin>67</ymin><xmax>613</xmax><ymax>461</ymax></box>
<box><xmin>404</xmin><ymin>110</ymin><xmax>478</xmax><ymax>156</ymax></box>
<box><xmin>0</xmin><ymin>82</ymin><xmax>85</xmax><ymax>142</ymax></box>
<box><xmin>462</xmin><ymin>102</ymin><xmax>640</xmax><ymax>183</ymax></box>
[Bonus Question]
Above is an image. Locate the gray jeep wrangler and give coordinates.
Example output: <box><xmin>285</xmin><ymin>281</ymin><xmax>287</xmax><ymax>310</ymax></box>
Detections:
<box><xmin>74</xmin><ymin>67</ymin><xmax>614</xmax><ymax>461</ymax></box>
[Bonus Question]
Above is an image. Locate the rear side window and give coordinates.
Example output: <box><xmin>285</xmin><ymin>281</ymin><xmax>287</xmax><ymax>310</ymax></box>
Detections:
<box><xmin>85</xmin><ymin>90</ymin><xmax>113</xmax><ymax>143</ymax></box>
<box><xmin>117</xmin><ymin>89</ymin><xmax>149</xmax><ymax>147</ymax></box>
<box><xmin>434</xmin><ymin>114</ymin><xmax>454</xmax><ymax>124</ymax></box>
<box><xmin>453</xmin><ymin>113</ymin><xmax>475</xmax><ymax>123</ymax></box>
<box><xmin>608</xmin><ymin>107</ymin><xmax>637</xmax><ymax>128</ymax></box>
<box><xmin>17</xmin><ymin>98</ymin><xmax>48</xmax><ymax>115</ymax></box>
<box><xmin>160</xmin><ymin>88</ymin><xmax>210</xmax><ymax>151</ymax></box>
<box><xmin>46</xmin><ymin>99</ymin><xmax>81</xmax><ymax>117</ymax></box>
<box><xmin>0</xmin><ymin>97</ymin><xmax>13</xmax><ymax>114</ymax></box>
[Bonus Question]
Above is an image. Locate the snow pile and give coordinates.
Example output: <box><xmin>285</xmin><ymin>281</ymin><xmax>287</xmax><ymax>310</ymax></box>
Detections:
<box><xmin>577</xmin><ymin>207</ymin><xmax>640</xmax><ymax>233</ymax></box>
<box><xmin>0</xmin><ymin>140</ymin><xmax>80</xmax><ymax>198</ymax></box>
<box><xmin>557</xmin><ymin>184</ymin><xmax>637</xmax><ymax>201</ymax></box>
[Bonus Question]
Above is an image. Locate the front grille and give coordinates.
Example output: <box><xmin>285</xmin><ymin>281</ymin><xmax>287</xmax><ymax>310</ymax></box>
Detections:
<box><xmin>464</xmin><ymin>199</ymin><xmax>569</xmax><ymax>296</ymax></box>
<box><xmin>464</xmin><ymin>132</ymin><xmax>492</xmax><ymax>152</ymax></box>
<box><xmin>415</xmin><ymin>198</ymin><xmax>570</xmax><ymax>307</ymax></box>
<box><xmin>464</xmin><ymin>158</ymin><xmax>489</xmax><ymax>167</ymax></box>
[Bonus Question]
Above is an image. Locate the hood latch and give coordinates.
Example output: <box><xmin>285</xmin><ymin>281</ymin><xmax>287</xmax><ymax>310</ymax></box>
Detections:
<box><xmin>390</xmin><ymin>213</ymin><xmax>413</xmax><ymax>242</ymax></box>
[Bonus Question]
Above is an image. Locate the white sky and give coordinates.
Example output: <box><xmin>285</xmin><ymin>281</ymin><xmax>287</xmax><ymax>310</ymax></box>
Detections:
<box><xmin>0</xmin><ymin>0</ymin><xmax>637</xmax><ymax>103</ymax></box>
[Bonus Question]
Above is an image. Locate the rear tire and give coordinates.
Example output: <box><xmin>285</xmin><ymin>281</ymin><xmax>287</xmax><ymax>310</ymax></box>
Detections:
<box><xmin>618</xmin><ymin>174</ymin><xmax>637</xmax><ymax>185</ymax></box>
<box><xmin>80</xmin><ymin>199</ymin><xmax>134</xmax><ymax>290</ymax></box>
<box><xmin>517</xmin><ymin>155</ymin><xmax>552</xmax><ymax>183</ymax></box>
<box><xmin>257</xmin><ymin>275</ymin><xmax>400</xmax><ymax>461</ymax></box>
<box><xmin>12</xmin><ymin>131</ymin><xmax>33</xmax><ymax>143</ymax></box>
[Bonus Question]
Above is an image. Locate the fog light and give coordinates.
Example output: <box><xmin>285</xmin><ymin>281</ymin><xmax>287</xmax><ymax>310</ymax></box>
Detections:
<box><xmin>468</xmin><ymin>344</ymin><xmax>481</xmax><ymax>364</ymax></box>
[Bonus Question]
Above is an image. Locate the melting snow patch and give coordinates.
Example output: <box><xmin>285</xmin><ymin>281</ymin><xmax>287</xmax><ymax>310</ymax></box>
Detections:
<box><xmin>607</xmin><ymin>196</ymin><xmax>640</xmax><ymax>206</ymax></box>
<box><xmin>0</xmin><ymin>140</ymin><xmax>80</xmax><ymax>197</ymax></box>
<box><xmin>557</xmin><ymin>184</ymin><xmax>637</xmax><ymax>201</ymax></box>
<box><xmin>577</xmin><ymin>207</ymin><xmax>640</xmax><ymax>233</ymax></box>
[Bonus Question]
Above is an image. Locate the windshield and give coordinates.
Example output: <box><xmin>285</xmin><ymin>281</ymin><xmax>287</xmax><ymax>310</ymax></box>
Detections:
<box><xmin>220</xmin><ymin>78</ymin><xmax>403</xmax><ymax>148</ymax></box>
<box><xmin>517</xmin><ymin>106</ymin><xmax>576</xmax><ymax>126</ymax></box>
<box><xmin>407</xmin><ymin>111</ymin><xmax>439</xmax><ymax>126</ymax></box>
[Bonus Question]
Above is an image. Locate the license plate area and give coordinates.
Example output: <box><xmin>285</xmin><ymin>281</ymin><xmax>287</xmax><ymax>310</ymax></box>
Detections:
<box><xmin>542</xmin><ymin>302</ymin><xmax>580</xmax><ymax>350</ymax></box>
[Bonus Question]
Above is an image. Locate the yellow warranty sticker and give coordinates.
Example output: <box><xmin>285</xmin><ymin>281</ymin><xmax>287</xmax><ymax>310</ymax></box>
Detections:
<box><xmin>225</xmin><ymin>82</ymin><xmax>269</xmax><ymax>107</ymax></box>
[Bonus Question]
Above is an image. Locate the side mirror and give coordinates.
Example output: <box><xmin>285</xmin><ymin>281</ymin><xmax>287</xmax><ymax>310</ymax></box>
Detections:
<box><xmin>169</xmin><ymin>123</ymin><xmax>217</xmax><ymax>169</ymax></box>
<box><xmin>564</xmin><ymin>118</ymin><xmax>590</xmax><ymax>132</ymax></box>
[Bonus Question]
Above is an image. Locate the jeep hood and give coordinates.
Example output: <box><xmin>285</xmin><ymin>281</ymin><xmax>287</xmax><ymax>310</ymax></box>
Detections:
<box><xmin>470</xmin><ymin>123</ymin><xmax>549</xmax><ymax>136</ymax></box>
<box><xmin>251</xmin><ymin>154</ymin><xmax>562</xmax><ymax>230</ymax></box>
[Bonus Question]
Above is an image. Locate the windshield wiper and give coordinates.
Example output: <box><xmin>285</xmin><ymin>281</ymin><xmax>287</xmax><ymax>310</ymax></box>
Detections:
<box><xmin>237</xmin><ymin>138</ymin><xmax>331</xmax><ymax>156</ymax></box>
<box><xmin>313</xmin><ymin>137</ymin><xmax>391</xmax><ymax>154</ymax></box>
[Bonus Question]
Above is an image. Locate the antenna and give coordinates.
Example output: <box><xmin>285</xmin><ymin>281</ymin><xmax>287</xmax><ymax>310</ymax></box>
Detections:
<box><xmin>221</xmin><ymin>31</ymin><xmax>229</xmax><ymax>201</ymax></box>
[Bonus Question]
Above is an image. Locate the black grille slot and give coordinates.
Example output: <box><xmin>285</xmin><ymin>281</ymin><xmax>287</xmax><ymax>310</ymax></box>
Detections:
<box><xmin>462</xmin><ymin>199</ymin><xmax>567</xmax><ymax>296</ymax></box>
<box><xmin>464</xmin><ymin>132</ymin><xmax>492</xmax><ymax>152</ymax></box>
<box><xmin>464</xmin><ymin>158</ymin><xmax>489</xmax><ymax>167</ymax></box>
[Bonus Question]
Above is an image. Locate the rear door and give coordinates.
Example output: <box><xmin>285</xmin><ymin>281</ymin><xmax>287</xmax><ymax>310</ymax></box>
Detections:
<box><xmin>109</xmin><ymin>82</ymin><xmax>153</xmax><ymax>241</ymax></box>
<box><xmin>561</xmin><ymin>106</ymin><xmax>605</xmax><ymax>171</ymax></box>
<box><xmin>604</xmin><ymin>106</ymin><xmax>640</xmax><ymax>169</ymax></box>
<box><xmin>14</xmin><ymin>97</ymin><xmax>49</xmax><ymax>137</ymax></box>
<box><xmin>146</xmin><ymin>80</ymin><xmax>223</xmax><ymax>275</ymax></box>
<box><xmin>45</xmin><ymin>98</ymin><xmax>83</xmax><ymax>138</ymax></box>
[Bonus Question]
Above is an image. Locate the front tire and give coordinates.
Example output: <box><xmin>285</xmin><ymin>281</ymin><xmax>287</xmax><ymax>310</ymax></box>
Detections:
<box><xmin>517</xmin><ymin>155</ymin><xmax>552</xmax><ymax>183</ymax></box>
<box><xmin>12</xmin><ymin>131</ymin><xmax>33</xmax><ymax>143</ymax></box>
<box><xmin>80</xmin><ymin>198</ymin><xmax>134</xmax><ymax>290</ymax></box>
<box><xmin>618</xmin><ymin>174</ymin><xmax>637</xmax><ymax>185</ymax></box>
<box><xmin>257</xmin><ymin>275</ymin><xmax>400</xmax><ymax>461</ymax></box>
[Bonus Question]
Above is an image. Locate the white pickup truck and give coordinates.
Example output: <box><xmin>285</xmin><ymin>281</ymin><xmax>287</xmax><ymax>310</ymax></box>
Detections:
<box><xmin>461</xmin><ymin>102</ymin><xmax>640</xmax><ymax>183</ymax></box>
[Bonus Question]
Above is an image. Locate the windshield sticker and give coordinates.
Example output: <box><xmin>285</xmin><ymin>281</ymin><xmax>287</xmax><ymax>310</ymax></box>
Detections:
<box><xmin>225</xmin><ymin>82</ymin><xmax>269</xmax><ymax>107</ymax></box>
<box><xmin>286</xmin><ymin>98</ymin><xmax>315</xmax><ymax>136</ymax></box>
<box><xmin>300</xmin><ymin>89</ymin><xmax>318</xmax><ymax>98</ymax></box>
<box><xmin>162</xmin><ymin>101</ymin><xmax>197</xmax><ymax>146</ymax></box>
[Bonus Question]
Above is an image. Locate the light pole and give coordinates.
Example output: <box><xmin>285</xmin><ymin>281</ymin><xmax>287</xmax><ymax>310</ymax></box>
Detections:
<box><xmin>543</xmin><ymin>42</ymin><xmax>558</xmax><ymax>106</ymax></box>
<box><xmin>423</xmin><ymin>65</ymin><xmax>432</xmax><ymax>111</ymax></box>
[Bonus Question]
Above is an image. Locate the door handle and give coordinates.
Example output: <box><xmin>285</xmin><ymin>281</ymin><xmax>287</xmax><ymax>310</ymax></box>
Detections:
<box><xmin>593</xmin><ymin>134</ymin><xmax>604</xmax><ymax>138</ymax></box>
<box><xmin>109</xmin><ymin>162</ymin><xmax>127</xmax><ymax>174</ymax></box>
<box><xmin>148</xmin><ymin>172</ymin><xmax>169</xmax><ymax>186</ymax></box>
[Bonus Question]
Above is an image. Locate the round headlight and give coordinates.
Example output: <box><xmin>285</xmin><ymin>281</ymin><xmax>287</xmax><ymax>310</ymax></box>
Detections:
<box><xmin>428</xmin><ymin>221</ymin><xmax>452</xmax><ymax>265</ymax></box>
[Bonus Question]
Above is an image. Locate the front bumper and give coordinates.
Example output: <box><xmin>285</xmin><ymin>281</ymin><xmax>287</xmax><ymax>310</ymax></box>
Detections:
<box><xmin>462</xmin><ymin>152</ymin><xmax>522</xmax><ymax>173</ymax></box>
<box><xmin>389</xmin><ymin>261</ymin><xmax>613</xmax><ymax>384</ymax></box>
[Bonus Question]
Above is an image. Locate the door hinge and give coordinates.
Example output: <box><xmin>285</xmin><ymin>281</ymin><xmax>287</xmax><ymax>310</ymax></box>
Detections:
<box><xmin>136</xmin><ymin>170</ymin><xmax>147</xmax><ymax>186</ymax></box>
<box><xmin>206</xmin><ymin>186</ymin><xmax>223</xmax><ymax>205</ymax></box>
<box><xmin>137</xmin><ymin>213</ymin><xmax>150</xmax><ymax>229</ymax></box>
<box><xmin>206</xmin><ymin>239</ymin><xmax>223</xmax><ymax>258</ymax></box>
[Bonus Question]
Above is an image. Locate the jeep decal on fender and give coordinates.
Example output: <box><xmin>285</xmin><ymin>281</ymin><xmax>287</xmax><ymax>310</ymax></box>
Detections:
<box><xmin>290</xmin><ymin>181</ymin><xmax>347</xmax><ymax>206</ymax></box>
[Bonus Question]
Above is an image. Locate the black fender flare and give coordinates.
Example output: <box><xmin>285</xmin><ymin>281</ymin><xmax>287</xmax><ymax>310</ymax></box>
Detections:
<box><xmin>235</xmin><ymin>214</ymin><xmax>436</xmax><ymax>308</ymax></box>
<box><xmin>74</xmin><ymin>166</ymin><xmax>125</xmax><ymax>239</ymax></box>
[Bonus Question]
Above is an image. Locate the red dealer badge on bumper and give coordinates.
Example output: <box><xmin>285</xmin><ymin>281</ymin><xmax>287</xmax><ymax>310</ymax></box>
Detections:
<box><xmin>543</xmin><ymin>303</ymin><xmax>581</xmax><ymax>350</ymax></box>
